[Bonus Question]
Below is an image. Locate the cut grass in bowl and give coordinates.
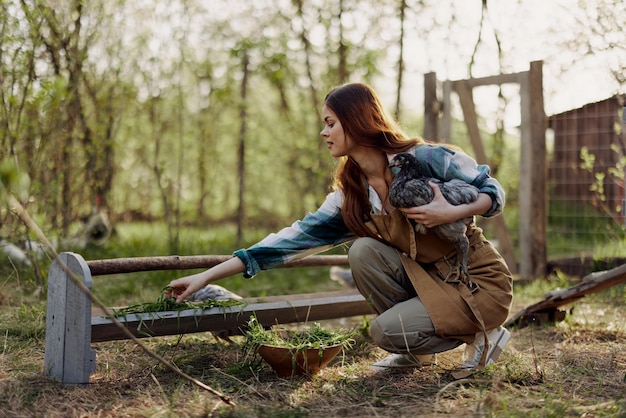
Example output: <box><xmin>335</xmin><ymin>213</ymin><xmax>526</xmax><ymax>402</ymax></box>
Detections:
<box><xmin>242</xmin><ymin>315</ymin><xmax>357</xmax><ymax>377</ymax></box>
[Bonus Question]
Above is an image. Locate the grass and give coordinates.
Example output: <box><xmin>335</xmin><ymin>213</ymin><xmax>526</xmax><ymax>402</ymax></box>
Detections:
<box><xmin>0</xmin><ymin>222</ymin><xmax>625</xmax><ymax>417</ymax></box>
<box><xmin>546</xmin><ymin>202</ymin><xmax>626</xmax><ymax>259</ymax></box>
<box><xmin>110</xmin><ymin>287</ymin><xmax>245</xmax><ymax>318</ymax></box>
<box><xmin>242</xmin><ymin>316</ymin><xmax>357</xmax><ymax>351</ymax></box>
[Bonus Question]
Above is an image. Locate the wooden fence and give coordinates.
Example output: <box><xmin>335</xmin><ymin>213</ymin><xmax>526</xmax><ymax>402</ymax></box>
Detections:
<box><xmin>44</xmin><ymin>252</ymin><xmax>372</xmax><ymax>384</ymax></box>
<box><xmin>424</xmin><ymin>61</ymin><xmax>546</xmax><ymax>278</ymax></box>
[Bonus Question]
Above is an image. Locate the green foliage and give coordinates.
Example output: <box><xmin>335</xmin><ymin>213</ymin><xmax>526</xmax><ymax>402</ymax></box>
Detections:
<box><xmin>547</xmin><ymin>200</ymin><xmax>626</xmax><ymax>257</ymax></box>
<box><xmin>0</xmin><ymin>301</ymin><xmax>46</xmax><ymax>341</ymax></box>
<box><xmin>1</xmin><ymin>0</ymin><xmax>440</xmax><ymax>243</ymax></box>
<box><xmin>0</xmin><ymin>159</ymin><xmax>30</xmax><ymax>202</ymax></box>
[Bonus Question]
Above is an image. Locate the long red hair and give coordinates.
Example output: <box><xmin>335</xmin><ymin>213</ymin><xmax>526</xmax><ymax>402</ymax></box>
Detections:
<box><xmin>324</xmin><ymin>83</ymin><xmax>424</xmax><ymax>237</ymax></box>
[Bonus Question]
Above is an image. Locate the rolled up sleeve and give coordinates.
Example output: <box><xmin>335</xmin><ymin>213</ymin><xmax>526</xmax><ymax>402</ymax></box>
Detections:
<box><xmin>232</xmin><ymin>191</ymin><xmax>354</xmax><ymax>278</ymax></box>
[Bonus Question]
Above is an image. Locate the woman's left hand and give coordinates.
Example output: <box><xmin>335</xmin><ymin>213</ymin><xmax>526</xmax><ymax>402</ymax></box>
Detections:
<box><xmin>398</xmin><ymin>182</ymin><xmax>460</xmax><ymax>228</ymax></box>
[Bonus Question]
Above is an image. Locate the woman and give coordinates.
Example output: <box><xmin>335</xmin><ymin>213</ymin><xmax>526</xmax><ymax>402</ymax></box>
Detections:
<box><xmin>167</xmin><ymin>82</ymin><xmax>513</xmax><ymax>375</ymax></box>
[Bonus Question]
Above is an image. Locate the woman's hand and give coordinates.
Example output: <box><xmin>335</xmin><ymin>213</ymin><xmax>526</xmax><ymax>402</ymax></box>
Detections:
<box><xmin>166</xmin><ymin>271</ymin><xmax>212</xmax><ymax>302</ymax></box>
<box><xmin>399</xmin><ymin>182</ymin><xmax>492</xmax><ymax>228</ymax></box>
<box><xmin>165</xmin><ymin>256</ymin><xmax>247</xmax><ymax>302</ymax></box>
<box><xmin>399</xmin><ymin>182</ymin><xmax>458</xmax><ymax>228</ymax></box>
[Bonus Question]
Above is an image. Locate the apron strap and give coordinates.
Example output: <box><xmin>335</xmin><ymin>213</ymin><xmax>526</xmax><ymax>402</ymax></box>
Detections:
<box><xmin>450</xmin><ymin>284</ymin><xmax>489</xmax><ymax>379</ymax></box>
<box><xmin>404</xmin><ymin>269</ymin><xmax>489</xmax><ymax>379</ymax></box>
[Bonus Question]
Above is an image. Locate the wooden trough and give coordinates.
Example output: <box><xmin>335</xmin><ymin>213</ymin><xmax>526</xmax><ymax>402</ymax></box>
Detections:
<box><xmin>44</xmin><ymin>252</ymin><xmax>373</xmax><ymax>384</ymax></box>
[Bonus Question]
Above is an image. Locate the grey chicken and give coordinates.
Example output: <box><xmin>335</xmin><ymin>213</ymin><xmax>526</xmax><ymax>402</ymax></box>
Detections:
<box><xmin>388</xmin><ymin>152</ymin><xmax>480</xmax><ymax>282</ymax></box>
<box><xmin>188</xmin><ymin>284</ymin><xmax>243</xmax><ymax>343</ymax></box>
<box><xmin>188</xmin><ymin>284</ymin><xmax>243</xmax><ymax>302</ymax></box>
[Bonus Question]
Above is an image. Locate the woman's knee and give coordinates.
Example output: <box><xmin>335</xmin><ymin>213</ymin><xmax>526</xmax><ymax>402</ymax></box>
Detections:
<box><xmin>348</xmin><ymin>237</ymin><xmax>380</xmax><ymax>264</ymax></box>
<box><xmin>369</xmin><ymin>312</ymin><xmax>462</xmax><ymax>354</ymax></box>
<box><xmin>369</xmin><ymin>318</ymin><xmax>389</xmax><ymax>350</ymax></box>
<box><xmin>348</xmin><ymin>237</ymin><xmax>399</xmax><ymax>275</ymax></box>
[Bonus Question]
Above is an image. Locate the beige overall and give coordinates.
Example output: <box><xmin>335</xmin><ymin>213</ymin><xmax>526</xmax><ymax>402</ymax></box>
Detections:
<box><xmin>364</xmin><ymin>209</ymin><xmax>513</xmax><ymax>345</ymax></box>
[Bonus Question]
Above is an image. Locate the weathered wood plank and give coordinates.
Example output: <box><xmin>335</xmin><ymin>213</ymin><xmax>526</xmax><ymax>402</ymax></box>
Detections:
<box><xmin>456</xmin><ymin>72</ymin><xmax>521</xmax><ymax>88</ymax></box>
<box><xmin>423</xmin><ymin>72</ymin><xmax>439</xmax><ymax>141</ymax></box>
<box><xmin>91</xmin><ymin>290</ymin><xmax>372</xmax><ymax>342</ymax></box>
<box><xmin>44</xmin><ymin>253</ymin><xmax>96</xmax><ymax>384</ymax></box>
<box><xmin>44</xmin><ymin>254</ymin><xmax>69</xmax><ymax>380</ymax></box>
<box><xmin>86</xmin><ymin>254</ymin><xmax>349</xmax><ymax>276</ymax></box>
<box><xmin>506</xmin><ymin>264</ymin><xmax>626</xmax><ymax>328</ymax></box>
<box><xmin>441</xmin><ymin>80</ymin><xmax>452</xmax><ymax>141</ymax></box>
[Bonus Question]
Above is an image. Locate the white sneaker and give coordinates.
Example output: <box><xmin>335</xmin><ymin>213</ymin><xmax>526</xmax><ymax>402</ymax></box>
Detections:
<box><xmin>371</xmin><ymin>353</ymin><xmax>437</xmax><ymax>371</ymax></box>
<box><xmin>461</xmin><ymin>326</ymin><xmax>511</xmax><ymax>369</ymax></box>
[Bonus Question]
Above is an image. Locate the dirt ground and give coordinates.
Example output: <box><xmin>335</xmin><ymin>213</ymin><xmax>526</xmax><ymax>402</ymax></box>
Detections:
<box><xmin>1</xmin><ymin>284</ymin><xmax>625</xmax><ymax>417</ymax></box>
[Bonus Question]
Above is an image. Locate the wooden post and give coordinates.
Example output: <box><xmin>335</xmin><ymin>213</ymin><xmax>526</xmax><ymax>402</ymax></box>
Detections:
<box><xmin>441</xmin><ymin>80</ymin><xmax>452</xmax><ymax>141</ymax></box>
<box><xmin>44</xmin><ymin>252</ymin><xmax>96</xmax><ymax>384</ymax></box>
<box><xmin>519</xmin><ymin>61</ymin><xmax>547</xmax><ymax>278</ymax></box>
<box><xmin>423</xmin><ymin>72</ymin><xmax>439</xmax><ymax>141</ymax></box>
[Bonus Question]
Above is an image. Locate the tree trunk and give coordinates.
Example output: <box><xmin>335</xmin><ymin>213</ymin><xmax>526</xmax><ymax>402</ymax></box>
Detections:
<box><xmin>337</xmin><ymin>0</ymin><xmax>347</xmax><ymax>84</ymax></box>
<box><xmin>395</xmin><ymin>0</ymin><xmax>407</xmax><ymax>121</ymax></box>
<box><xmin>236</xmin><ymin>50</ymin><xmax>250</xmax><ymax>246</ymax></box>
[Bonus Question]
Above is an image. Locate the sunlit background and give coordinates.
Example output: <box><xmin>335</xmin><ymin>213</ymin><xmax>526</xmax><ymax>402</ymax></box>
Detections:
<box><xmin>1</xmin><ymin>0</ymin><xmax>624</xmax><ymax>264</ymax></box>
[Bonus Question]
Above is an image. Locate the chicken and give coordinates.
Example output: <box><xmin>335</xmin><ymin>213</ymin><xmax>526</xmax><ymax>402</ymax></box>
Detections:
<box><xmin>388</xmin><ymin>152</ymin><xmax>479</xmax><ymax>283</ymax></box>
<box><xmin>187</xmin><ymin>284</ymin><xmax>243</xmax><ymax>302</ymax></box>
<box><xmin>188</xmin><ymin>284</ymin><xmax>243</xmax><ymax>343</ymax></box>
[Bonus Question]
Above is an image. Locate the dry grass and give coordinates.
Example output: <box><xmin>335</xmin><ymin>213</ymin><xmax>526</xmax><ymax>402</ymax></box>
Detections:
<box><xmin>1</xmin><ymin>283</ymin><xmax>625</xmax><ymax>418</ymax></box>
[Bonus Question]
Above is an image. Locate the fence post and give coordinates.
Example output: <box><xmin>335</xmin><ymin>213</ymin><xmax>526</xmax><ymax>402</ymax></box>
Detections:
<box><xmin>519</xmin><ymin>60</ymin><xmax>547</xmax><ymax>278</ymax></box>
<box><xmin>423</xmin><ymin>72</ymin><xmax>439</xmax><ymax>141</ymax></box>
<box><xmin>44</xmin><ymin>252</ymin><xmax>96</xmax><ymax>384</ymax></box>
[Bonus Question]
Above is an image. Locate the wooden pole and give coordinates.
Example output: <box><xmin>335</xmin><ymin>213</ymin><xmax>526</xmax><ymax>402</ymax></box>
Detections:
<box><xmin>519</xmin><ymin>61</ymin><xmax>547</xmax><ymax>278</ymax></box>
<box><xmin>454</xmin><ymin>80</ymin><xmax>518</xmax><ymax>274</ymax></box>
<box><xmin>454</xmin><ymin>80</ymin><xmax>490</xmax><ymax>163</ymax></box>
<box><xmin>86</xmin><ymin>254</ymin><xmax>349</xmax><ymax>276</ymax></box>
<box><xmin>441</xmin><ymin>80</ymin><xmax>452</xmax><ymax>141</ymax></box>
<box><xmin>423</xmin><ymin>72</ymin><xmax>439</xmax><ymax>141</ymax></box>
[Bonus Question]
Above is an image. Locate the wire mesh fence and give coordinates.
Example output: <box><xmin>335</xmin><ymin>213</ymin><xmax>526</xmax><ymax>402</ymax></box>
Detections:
<box><xmin>547</xmin><ymin>95</ymin><xmax>625</xmax><ymax>262</ymax></box>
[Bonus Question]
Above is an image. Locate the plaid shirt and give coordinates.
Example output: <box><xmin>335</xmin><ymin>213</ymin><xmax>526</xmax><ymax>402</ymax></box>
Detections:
<box><xmin>233</xmin><ymin>144</ymin><xmax>505</xmax><ymax>278</ymax></box>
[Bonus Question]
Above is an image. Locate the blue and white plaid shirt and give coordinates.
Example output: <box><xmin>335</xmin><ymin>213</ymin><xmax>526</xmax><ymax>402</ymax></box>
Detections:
<box><xmin>233</xmin><ymin>144</ymin><xmax>505</xmax><ymax>278</ymax></box>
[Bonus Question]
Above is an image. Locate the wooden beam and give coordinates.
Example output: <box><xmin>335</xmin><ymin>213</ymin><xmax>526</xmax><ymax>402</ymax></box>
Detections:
<box><xmin>441</xmin><ymin>80</ymin><xmax>452</xmax><ymax>141</ymax></box>
<box><xmin>86</xmin><ymin>254</ymin><xmax>349</xmax><ymax>276</ymax></box>
<box><xmin>453</xmin><ymin>80</ymin><xmax>490</xmax><ymax>163</ymax></box>
<box><xmin>453</xmin><ymin>72</ymin><xmax>521</xmax><ymax>88</ymax></box>
<box><xmin>454</xmin><ymin>80</ymin><xmax>518</xmax><ymax>274</ymax></box>
<box><xmin>506</xmin><ymin>264</ymin><xmax>626</xmax><ymax>328</ymax></box>
<box><xmin>91</xmin><ymin>290</ymin><xmax>372</xmax><ymax>342</ymax></box>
